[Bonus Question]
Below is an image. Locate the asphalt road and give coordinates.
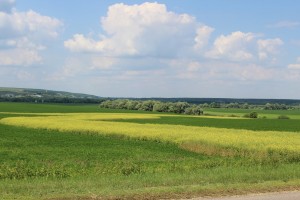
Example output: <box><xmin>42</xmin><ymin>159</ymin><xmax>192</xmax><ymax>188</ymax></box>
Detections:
<box><xmin>187</xmin><ymin>191</ymin><xmax>300</xmax><ymax>200</ymax></box>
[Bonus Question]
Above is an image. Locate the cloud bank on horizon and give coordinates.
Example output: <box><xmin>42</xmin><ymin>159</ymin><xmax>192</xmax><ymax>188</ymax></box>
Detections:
<box><xmin>0</xmin><ymin>0</ymin><xmax>300</xmax><ymax>98</ymax></box>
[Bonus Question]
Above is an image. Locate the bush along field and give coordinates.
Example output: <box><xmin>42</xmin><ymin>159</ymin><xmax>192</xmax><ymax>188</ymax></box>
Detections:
<box><xmin>0</xmin><ymin>102</ymin><xmax>300</xmax><ymax>200</ymax></box>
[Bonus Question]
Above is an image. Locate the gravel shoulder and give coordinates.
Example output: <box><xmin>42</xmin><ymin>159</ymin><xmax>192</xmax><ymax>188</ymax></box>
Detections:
<box><xmin>185</xmin><ymin>190</ymin><xmax>300</xmax><ymax>200</ymax></box>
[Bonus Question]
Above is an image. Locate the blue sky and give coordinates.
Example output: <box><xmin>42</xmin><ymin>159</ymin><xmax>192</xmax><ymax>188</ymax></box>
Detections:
<box><xmin>1</xmin><ymin>0</ymin><xmax>300</xmax><ymax>98</ymax></box>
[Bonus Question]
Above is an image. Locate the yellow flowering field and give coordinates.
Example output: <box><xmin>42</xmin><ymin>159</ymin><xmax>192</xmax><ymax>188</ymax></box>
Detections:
<box><xmin>1</xmin><ymin>113</ymin><xmax>299</xmax><ymax>161</ymax></box>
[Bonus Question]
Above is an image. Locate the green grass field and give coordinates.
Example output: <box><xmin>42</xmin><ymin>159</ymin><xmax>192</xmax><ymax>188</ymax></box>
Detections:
<box><xmin>110</xmin><ymin>116</ymin><xmax>300</xmax><ymax>132</ymax></box>
<box><xmin>0</xmin><ymin>102</ymin><xmax>101</xmax><ymax>113</ymax></box>
<box><xmin>0</xmin><ymin>102</ymin><xmax>299</xmax><ymax>199</ymax></box>
<box><xmin>204</xmin><ymin>108</ymin><xmax>300</xmax><ymax>119</ymax></box>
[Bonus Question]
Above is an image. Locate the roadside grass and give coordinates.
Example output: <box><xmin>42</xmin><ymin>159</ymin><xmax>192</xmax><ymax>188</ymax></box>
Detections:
<box><xmin>2</xmin><ymin>173</ymin><xmax>300</xmax><ymax>200</ymax></box>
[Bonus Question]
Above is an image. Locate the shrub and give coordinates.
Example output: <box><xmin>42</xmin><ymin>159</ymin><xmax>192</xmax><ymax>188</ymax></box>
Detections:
<box><xmin>244</xmin><ymin>112</ymin><xmax>258</xmax><ymax>118</ymax></box>
<box><xmin>249</xmin><ymin>112</ymin><xmax>258</xmax><ymax>118</ymax></box>
<box><xmin>278</xmin><ymin>115</ymin><xmax>290</xmax><ymax>120</ymax></box>
<box><xmin>184</xmin><ymin>106</ymin><xmax>203</xmax><ymax>115</ymax></box>
<box><xmin>228</xmin><ymin>114</ymin><xmax>239</xmax><ymax>117</ymax></box>
<box><xmin>153</xmin><ymin>102</ymin><xmax>169</xmax><ymax>112</ymax></box>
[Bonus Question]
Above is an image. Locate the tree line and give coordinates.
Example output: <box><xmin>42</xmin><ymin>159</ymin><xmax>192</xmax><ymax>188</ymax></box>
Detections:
<box><xmin>127</xmin><ymin>97</ymin><xmax>300</xmax><ymax>106</ymax></box>
<box><xmin>99</xmin><ymin>99</ymin><xmax>204</xmax><ymax>115</ymax></box>
<box><xmin>100</xmin><ymin>99</ymin><xmax>298</xmax><ymax>112</ymax></box>
<box><xmin>200</xmin><ymin>102</ymin><xmax>293</xmax><ymax>110</ymax></box>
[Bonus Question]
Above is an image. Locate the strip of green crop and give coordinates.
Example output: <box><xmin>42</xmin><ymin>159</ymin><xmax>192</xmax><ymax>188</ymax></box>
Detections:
<box><xmin>108</xmin><ymin>115</ymin><xmax>300</xmax><ymax>132</ymax></box>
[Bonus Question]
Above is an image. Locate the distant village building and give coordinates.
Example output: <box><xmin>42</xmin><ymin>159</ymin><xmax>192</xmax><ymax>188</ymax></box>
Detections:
<box><xmin>2</xmin><ymin>94</ymin><xmax>15</xmax><ymax>98</ymax></box>
<box><xmin>31</xmin><ymin>94</ymin><xmax>42</xmax><ymax>98</ymax></box>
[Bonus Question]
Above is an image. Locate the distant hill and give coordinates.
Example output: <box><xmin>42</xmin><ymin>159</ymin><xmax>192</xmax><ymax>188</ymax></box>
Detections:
<box><xmin>1</xmin><ymin>87</ymin><xmax>300</xmax><ymax>105</ymax></box>
<box><xmin>0</xmin><ymin>87</ymin><xmax>102</xmax><ymax>103</ymax></box>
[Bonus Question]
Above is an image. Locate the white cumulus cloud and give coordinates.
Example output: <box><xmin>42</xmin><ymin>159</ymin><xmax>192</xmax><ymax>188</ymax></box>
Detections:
<box><xmin>288</xmin><ymin>64</ymin><xmax>300</xmax><ymax>69</ymax></box>
<box><xmin>205</xmin><ymin>31</ymin><xmax>256</xmax><ymax>61</ymax></box>
<box><xmin>194</xmin><ymin>25</ymin><xmax>214</xmax><ymax>50</ymax></box>
<box><xmin>206</xmin><ymin>32</ymin><xmax>283</xmax><ymax>63</ymax></box>
<box><xmin>0</xmin><ymin>4</ymin><xmax>63</xmax><ymax>67</ymax></box>
<box><xmin>64</xmin><ymin>2</ymin><xmax>213</xmax><ymax>57</ymax></box>
<box><xmin>61</xmin><ymin>1</ymin><xmax>287</xmax><ymax>89</ymax></box>
<box><xmin>236</xmin><ymin>64</ymin><xmax>277</xmax><ymax>81</ymax></box>
<box><xmin>63</xmin><ymin>34</ymin><xmax>103</xmax><ymax>53</ymax></box>
<box><xmin>257</xmin><ymin>38</ymin><xmax>283</xmax><ymax>61</ymax></box>
<box><xmin>0</xmin><ymin>10</ymin><xmax>62</xmax><ymax>39</ymax></box>
<box><xmin>288</xmin><ymin>57</ymin><xmax>300</xmax><ymax>70</ymax></box>
<box><xmin>0</xmin><ymin>48</ymin><xmax>41</xmax><ymax>66</ymax></box>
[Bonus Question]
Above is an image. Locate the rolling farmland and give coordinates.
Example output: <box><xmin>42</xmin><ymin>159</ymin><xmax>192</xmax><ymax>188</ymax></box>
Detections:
<box><xmin>0</xmin><ymin>102</ymin><xmax>299</xmax><ymax>199</ymax></box>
